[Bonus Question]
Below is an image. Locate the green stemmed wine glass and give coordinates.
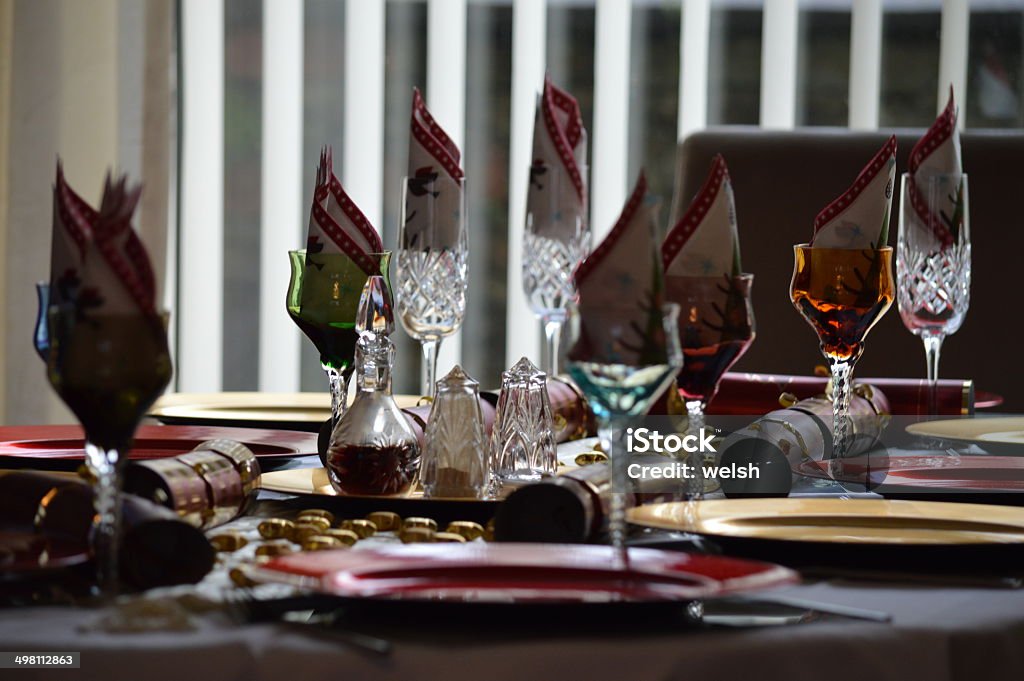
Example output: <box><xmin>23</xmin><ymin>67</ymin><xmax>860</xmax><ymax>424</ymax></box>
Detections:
<box><xmin>287</xmin><ymin>249</ymin><xmax>392</xmax><ymax>426</ymax></box>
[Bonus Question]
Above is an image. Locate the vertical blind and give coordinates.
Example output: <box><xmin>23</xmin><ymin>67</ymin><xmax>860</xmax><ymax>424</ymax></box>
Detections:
<box><xmin>175</xmin><ymin>0</ymin><xmax>977</xmax><ymax>395</ymax></box>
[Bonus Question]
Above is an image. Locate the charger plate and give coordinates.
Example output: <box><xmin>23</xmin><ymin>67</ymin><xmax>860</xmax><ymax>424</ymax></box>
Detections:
<box><xmin>259</xmin><ymin>466</ymin><xmax>499</xmax><ymax>524</ymax></box>
<box><xmin>243</xmin><ymin>543</ymin><xmax>797</xmax><ymax>621</ymax></box>
<box><xmin>906</xmin><ymin>417</ymin><xmax>1024</xmax><ymax>455</ymax></box>
<box><xmin>628</xmin><ymin>498</ymin><xmax>1024</xmax><ymax>571</ymax></box>
<box><xmin>150</xmin><ymin>392</ymin><xmax>423</xmax><ymax>431</ymax></box>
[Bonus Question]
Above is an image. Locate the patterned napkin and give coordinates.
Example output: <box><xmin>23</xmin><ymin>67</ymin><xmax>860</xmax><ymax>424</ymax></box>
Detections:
<box><xmin>811</xmin><ymin>136</ymin><xmax>897</xmax><ymax>249</ymax></box>
<box><xmin>305</xmin><ymin>146</ymin><xmax>384</xmax><ymax>275</ymax></box>
<box><xmin>404</xmin><ymin>88</ymin><xmax>464</xmax><ymax>251</ymax></box>
<box><xmin>571</xmin><ymin>173</ymin><xmax>663</xmax><ymax>363</ymax></box>
<box><xmin>526</xmin><ymin>76</ymin><xmax>587</xmax><ymax>238</ymax></box>
<box><xmin>907</xmin><ymin>88</ymin><xmax>964</xmax><ymax>247</ymax></box>
<box><xmin>662</xmin><ymin>154</ymin><xmax>740</xmax><ymax>277</ymax></box>
<box><xmin>50</xmin><ymin>163</ymin><xmax>157</xmax><ymax>315</ymax></box>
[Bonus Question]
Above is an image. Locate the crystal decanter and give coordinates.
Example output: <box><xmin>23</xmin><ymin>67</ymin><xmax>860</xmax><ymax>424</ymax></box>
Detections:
<box><xmin>326</xmin><ymin>275</ymin><xmax>421</xmax><ymax>496</ymax></box>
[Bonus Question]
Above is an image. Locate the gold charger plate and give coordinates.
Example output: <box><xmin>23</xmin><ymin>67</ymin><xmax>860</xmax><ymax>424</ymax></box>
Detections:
<box><xmin>906</xmin><ymin>417</ymin><xmax>1024</xmax><ymax>454</ymax></box>
<box><xmin>150</xmin><ymin>392</ymin><xmax>423</xmax><ymax>430</ymax></box>
<box><xmin>260</xmin><ymin>467</ymin><xmax>499</xmax><ymax>524</ymax></box>
<box><xmin>628</xmin><ymin>498</ymin><xmax>1024</xmax><ymax>545</ymax></box>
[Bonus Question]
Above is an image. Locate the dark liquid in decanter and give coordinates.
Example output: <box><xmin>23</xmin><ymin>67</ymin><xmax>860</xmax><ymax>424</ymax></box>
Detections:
<box><xmin>326</xmin><ymin>441</ymin><xmax>418</xmax><ymax>496</ymax></box>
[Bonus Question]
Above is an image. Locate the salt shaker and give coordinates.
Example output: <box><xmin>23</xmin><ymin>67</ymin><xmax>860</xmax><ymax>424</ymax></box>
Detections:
<box><xmin>490</xmin><ymin>357</ymin><xmax>557</xmax><ymax>486</ymax></box>
<box><xmin>420</xmin><ymin>365</ymin><xmax>489</xmax><ymax>499</ymax></box>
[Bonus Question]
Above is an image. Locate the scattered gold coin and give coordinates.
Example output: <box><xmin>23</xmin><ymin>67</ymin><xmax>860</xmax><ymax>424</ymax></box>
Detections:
<box><xmin>255</xmin><ymin>540</ymin><xmax>294</xmax><ymax>557</ymax></box>
<box><xmin>340</xmin><ymin>519</ymin><xmax>377</xmax><ymax>538</ymax></box>
<box><xmin>295</xmin><ymin>516</ymin><xmax>330</xmax><ymax>533</ymax></box>
<box><xmin>445</xmin><ymin>521</ymin><xmax>484</xmax><ymax>541</ymax></box>
<box><xmin>258</xmin><ymin>518</ymin><xmax>294</xmax><ymax>539</ymax></box>
<box><xmin>289</xmin><ymin>523</ymin><xmax>326</xmax><ymax>543</ymax></box>
<box><xmin>403</xmin><ymin>517</ymin><xmax>438</xmax><ymax>532</ymax></box>
<box><xmin>400</xmin><ymin>527</ymin><xmax>436</xmax><ymax>543</ymax></box>
<box><xmin>321</xmin><ymin>528</ymin><xmax>360</xmax><ymax>546</ymax></box>
<box><xmin>297</xmin><ymin>508</ymin><xmax>335</xmax><ymax>525</ymax></box>
<box><xmin>366</xmin><ymin>511</ymin><xmax>402</xmax><ymax>531</ymax></box>
<box><xmin>302</xmin><ymin>535</ymin><xmax>345</xmax><ymax>551</ymax></box>
<box><xmin>209</xmin><ymin>532</ymin><xmax>247</xmax><ymax>552</ymax></box>
<box><xmin>433</xmin><ymin>532</ymin><xmax>466</xmax><ymax>543</ymax></box>
<box><xmin>574</xmin><ymin>451</ymin><xmax>608</xmax><ymax>466</ymax></box>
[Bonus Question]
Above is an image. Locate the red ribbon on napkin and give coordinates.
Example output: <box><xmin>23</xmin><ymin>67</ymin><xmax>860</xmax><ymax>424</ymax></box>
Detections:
<box><xmin>662</xmin><ymin>154</ymin><xmax>734</xmax><ymax>275</ymax></box>
<box><xmin>539</xmin><ymin>75</ymin><xmax>586</xmax><ymax>203</ymax></box>
<box><xmin>411</xmin><ymin>88</ymin><xmax>463</xmax><ymax>182</ymax></box>
<box><xmin>907</xmin><ymin>88</ymin><xmax>960</xmax><ymax>247</ymax></box>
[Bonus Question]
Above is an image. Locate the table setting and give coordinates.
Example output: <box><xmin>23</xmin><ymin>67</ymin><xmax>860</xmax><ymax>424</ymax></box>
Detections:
<box><xmin>6</xmin><ymin>80</ymin><xmax>1024</xmax><ymax>681</ymax></box>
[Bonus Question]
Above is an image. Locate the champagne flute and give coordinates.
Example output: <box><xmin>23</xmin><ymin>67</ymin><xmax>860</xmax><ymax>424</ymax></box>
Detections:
<box><xmin>665</xmin><ymin>273</ymin><xmax>755</xmax><ymax>498</ymax></box>
<box><xmin>896</xmin><ymin>173</ymin><xmax>970</xmax><ymax>414</ymax></box>
<box><xmin>46</xmin><ymin>305</ymin><xmax>172</xmax><ymax>595</ymax></box>
<box><xmin>396</xmin><ymin>175</ymin><xmax>468</xmax><ymax>398</ymax></box>
<box><xmin>790</xmin><ymin>245</ymin><xmax>893</xmax><ymax>469</ymax></box>
<box><xmin>287</xmin><ymin>249</ymin><xmax>392</xmax><ymax>427</ymax></box>
<box><xmin>566</xmin><ymin>301</ymin><xmax>682</xmax><ymax>566</ymax></box>
<box><xmin>523</xmin><ymin>162</ymin><xmax>590</xmax><ymax>375</ymax></box>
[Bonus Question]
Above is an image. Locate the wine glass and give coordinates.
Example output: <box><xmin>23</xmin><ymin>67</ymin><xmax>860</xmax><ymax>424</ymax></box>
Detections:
<box><xmin>523</xmin><ymin>162</ymin><xmax>590</xmax><ymax>375</ymax></box>
<box><xmin>566</xmin><ymin>301</ymin><xmax>682</xmax><ymax>566</ymax></box>
<box><xmin>790</xmin><ymin>245</ymin><xmax>893</xmax><ymax>470</ymax></box>
<box><xmin>896</xmin><ymin>173</ymin><xmax>970</xmax><ymax>414</ymax></box>
<box><xmin>665</xmin><ymin>273</ymin><xmax>755</xmax><ymax>497</ymax></box>
<box><xmin>46</xmin><ymin>305</ymin><xmax>172</xmax><ymax>595</ymax></box>
<box><xmin>287</xmin><ymin>249</ymin><xmax>392</xmax><ymax>427</ymax></box>
<box><xmin>396</xmin><ymin>175</ymin><xmax>468</xmax><ymax>398</ymax></box>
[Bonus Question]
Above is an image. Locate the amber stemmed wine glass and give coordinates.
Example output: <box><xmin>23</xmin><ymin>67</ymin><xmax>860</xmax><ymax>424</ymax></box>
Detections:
<box><xmin>287</xmin><ymin>249</ymin><xmax>392</xmax><ymax>427</ymax></box>
<box><xmin>790</xmin><ymin>245</ymin><xmax>893</xmax><ymax>468</ymax></box>
<box><xmin>46</xmin><ymin>305</ymin><xmax>172</xmax><ymax>595</ymax></box>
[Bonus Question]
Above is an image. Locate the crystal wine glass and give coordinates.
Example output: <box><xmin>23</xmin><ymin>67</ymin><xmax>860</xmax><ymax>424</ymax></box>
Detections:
<box><xmin>396</xmin><ymin>175</ymin><xmax>468</xmax><ymax>398</ymax></box>
<box><xmin>896</xmin><ymin>173</ymin><xmax>970</xmax><ymax>414</ymax></box>
<box><xmin>523</xmin><ymin>162</ymin><xmax>590</xmax><ymax>375</ymax></box>
<box><xmin>665</xmin><ymin>273</ymin><xmax>755</xmax><ymax>497</ymax></box>
<box><xmin>790</xmin><ymin>245</ymin><xmax>893</xmax><ymax>469</ymax></box>
<box><xmin>46</xmin><ymin>305</ymin><xmax>172</xmax><ymax>595</ymax></box>
<box><xmin>566</xmin><ymin>301</ymin><xmax>682</xmax><ymax>566</ymax></box>
<box><xmin>287</xmin><ymin>250</ymin><xmax>391</xmax><ymax>427</ymax></box>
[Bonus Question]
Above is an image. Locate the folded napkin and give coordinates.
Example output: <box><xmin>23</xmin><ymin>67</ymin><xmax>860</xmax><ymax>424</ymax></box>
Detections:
<box><xmin>404</xmin><ymin>88</ymin><xmax>464</xmax><ymax>250</ymax></box>
<box><xmin>907</xmin><ymin>87</ymin><xmax>964</xmax><ymax>247</ymax></box>
<box><xmin>526</xmin><ymin>76</ymin><xmax>587</xmax><ymax>238</ymax></box>
<box><xmin>663</xmin><ymin>154</ymin><xmax>740</xmax><ymax>277</ymax></box>
<box><xmin>811</xmin><ymin>136</ymin><xmax>897</xmax><ymax>249</ymax></box>
<box><xmin>572</xmin><ymin>173</ymin><xmax>663</xmax><ymax>363</ymax></box>
<box><xmin>305</xmin><ymin>146</ymin><xmax>384</xmax><ymax>274</ymax></box>
<box><xmin>51</xmin><ymin>163</ymin><xmax>157</xmax><ymax>316</ymax></box>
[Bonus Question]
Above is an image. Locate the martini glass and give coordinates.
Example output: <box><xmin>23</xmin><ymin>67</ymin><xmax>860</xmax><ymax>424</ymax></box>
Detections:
<box><xmin>790</xmin><ymin>245</ymin><xmax>893</xmax><ymax>472</ymax></box>
<box><xmin>566</xmin><ymin>301</ymin><xmax>682</xmax><ymax>566</ymax></box>
<box><xmin>46</xmin><ymin>305</ymin><xmax>172</xmax><ymax>595</ymax></box>
<box><xmin>287</xmin><ymin>250</ymin><xmax>391</xmax><ymax>427</ymax></box>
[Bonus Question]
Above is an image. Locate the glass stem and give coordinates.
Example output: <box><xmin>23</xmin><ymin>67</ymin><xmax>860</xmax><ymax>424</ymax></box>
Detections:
<box><xmin>324</xmin><ymin>366</ymin><xmax>348</xmax><ymax>425</ymax></box>
<box><xmin>684</xmin><ymin>400</ymin><xmax>706</xmax><ymax>501</ymax></box>
<box><xmin>542</xmin><ymin>316</ymin><xmax>564</xmax><ymax>377</ymax></box>
<box><xmin>600</xmin><ymin>422</ymin><xmax>630</xmax><ymax>571</ymax></box>
<box><xmin>829</xmin><ymin>358</ymin><xmax>854</xmax><ymax>465</ymax></box>
<box><xmin>922</xmin><ymin>333</ymin><xmax>943</xmax><ymax>416</ymax></box>
<box><xmin>420</xmin><ymin>338</ymin><xmax>441</xmax><ymax>399</ymax></box>
<box><xmin>84</xmin><ymin>442</ymin><xmax>122</xmax><ymax>597</ymax></box>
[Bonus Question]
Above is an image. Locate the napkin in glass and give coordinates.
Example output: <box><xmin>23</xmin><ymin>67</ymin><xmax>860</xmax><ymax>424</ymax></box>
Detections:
<box><xmin>404</xmin><ymin>87</ymin><xmax>464</xmax><ymax>251</ymax></box>
<box><xmin>811</xmin><ymin>135</ymin><xmax>897</xmax><ymax>249</ymax></box>
<box><xmin>907</xmin><ymin>87</ymin><xmax>964</xmax><ymax>248</ymax></box>
<box><xmin>526</xmin><ymin>75</ymin><xmax>587</xmax><ymax>239</ymax></box>
<box><xmin>663</xmin><ymin>154</ymin><xmax>740</xmax><ymax>278</ymax></box>
<box><xmin>305</xmin><ymin>146</ymin><xmax>384</xmax><ymax>275</ymax></box>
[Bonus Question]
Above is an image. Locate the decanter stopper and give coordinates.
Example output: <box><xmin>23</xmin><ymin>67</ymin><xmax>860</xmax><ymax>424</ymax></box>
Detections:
<box><xmin>420</xmin><ymin>365</ymin><xmax>489</xmax><ymax>499</ymax></box>
<box><xmin>354</xmin><ymin>275</ymin><xmax>395</xmax><ymax>392</ymax></box>
<box><xmin>489</xmin><ymin>357</ymin><xmax>557</xmax><ymax>487</ymax></box>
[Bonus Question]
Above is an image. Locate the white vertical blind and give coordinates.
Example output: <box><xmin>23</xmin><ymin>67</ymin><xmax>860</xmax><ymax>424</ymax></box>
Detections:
<box><xmin>426</xmin><ymin>0</ymin><xmax>467</xmax><ymax>379</ymax></box>
<box><xmin>258</xmin><ymin>0</ymin><xmax>304</xmax><ymax>392</ymax></box>
<box><xmin>591</xmin><ymin>0</ymin><xmax>632</xmax><ymax>239</ymax></box>
<box><xmin>179</xmin><ymin>0</ymin><xmax>224</xmax><ymax>392</ymax></box>
<box><xmin>342</xmin><ymin>0</ymin><xmax>385</xmax><ymax>231</ymax></box>
<box><xmin>938</xmin><ymin>0</ymin><xmax>969</xmax><ymax>128</ymax></box>
<box><xmin>759</xmin><ymin>0</ymin><xmax>798</xmax><ymax>129</ymax></box>
<box><xmin>848</xmin><ymin>0</ymin><xmax>882</xmax><ymax>130</ymax></box>
<box><xmin>678</xmin><ymin>0</ymin><xmax>711</xmax><ymax>142</ymax></box>
<box><xmin>505</xmin><ymin>0</ymin><xmax>546</xmax><ymax>369</ymax></box>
